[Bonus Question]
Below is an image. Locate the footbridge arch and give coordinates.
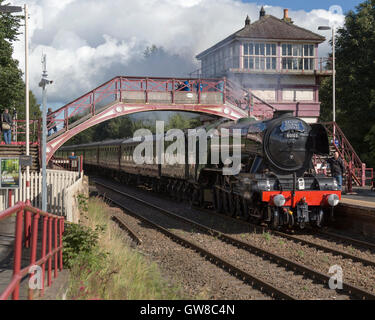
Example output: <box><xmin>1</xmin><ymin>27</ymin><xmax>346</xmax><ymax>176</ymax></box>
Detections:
<box><xmin>45</xmin><ymin>76</ymin><xmax>254</xmax><ymax>162</ymax></box>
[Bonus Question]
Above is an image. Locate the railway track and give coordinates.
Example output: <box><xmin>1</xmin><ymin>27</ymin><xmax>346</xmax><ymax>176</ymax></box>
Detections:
<box><xmin>111</xmin><ymin>214</ymin><xmax>143</xmax><ymax>245</ymax></box>
<box><xmin>96</xmin><ymin>182</ymin><xmax>294</xmax><ymax>300</ymax></box>
<box><xmin>196</xmin><ymin>208</ymin><xmax>375</xmax><ymax>267</ymax></box>
<box><xmin>195</xmin><ymin>207</ymin><xmax>375</xmax><ymax>268</ymax></box>
<box><xmin>93</xmin><ymin>178</ymin><xmax>375</xmax><ymax>300</ymax></box>
<box><xmin>317</xmin><ymin>230</ymin><xmax>375</xmax><ymax>252</ymax></box>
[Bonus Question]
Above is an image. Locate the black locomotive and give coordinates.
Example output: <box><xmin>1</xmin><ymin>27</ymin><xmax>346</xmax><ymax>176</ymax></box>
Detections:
<box><xmin>58</xmin><ymin>111</ymin><xmax>341</xmax><ymax>229</ymax></box>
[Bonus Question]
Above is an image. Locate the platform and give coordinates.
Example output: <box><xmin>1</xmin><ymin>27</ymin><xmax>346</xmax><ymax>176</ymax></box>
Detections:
<box><xmin>334</xmin><ymin>187</ymin><xmax>375</xmax><ymax>240</ymax></box>
<box><xmin>341</xmin><ymin>187</ymin><xmax>375</xmax><ymax>209</ymax></box>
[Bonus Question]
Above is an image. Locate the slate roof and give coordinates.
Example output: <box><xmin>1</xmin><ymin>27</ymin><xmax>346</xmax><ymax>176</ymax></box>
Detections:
<box><xmin>196</xmin><ymin>15</ymin><xmax>326</xmax><ymax>59</ymax></box>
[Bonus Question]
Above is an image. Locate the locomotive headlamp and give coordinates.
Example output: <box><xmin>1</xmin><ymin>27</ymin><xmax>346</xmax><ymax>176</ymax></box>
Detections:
<box><xmin>273</xmin><ymin>194</ymin><xmax>286</xmax><ymax>207</ymax></box>
<box><xmin>333</xmin><ymin>179</ymin><xmax>338</xmax><ymax>190</ymax></box>
<box><xmin>327</xmin><ymin>194</ymin><xmax>340</xmax><ymax>207</ymax></box>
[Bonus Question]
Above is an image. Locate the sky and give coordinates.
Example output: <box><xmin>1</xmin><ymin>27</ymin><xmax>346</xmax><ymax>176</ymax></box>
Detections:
<box><xmin>245</xmin><ymin>0</ymin><xmax>360</xmax><ymax>13</ymax></box>
<box><xmin>7</xmin><ymin>0</ymin><xmax>354</xmax><ymax>109</ymax></box>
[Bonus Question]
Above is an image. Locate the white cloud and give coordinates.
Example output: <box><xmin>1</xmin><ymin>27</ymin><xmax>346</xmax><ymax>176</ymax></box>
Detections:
<box><xmin>8</xmin><ymin>0</ymin><xmax>344</xmax><ymax>106</ymax></box>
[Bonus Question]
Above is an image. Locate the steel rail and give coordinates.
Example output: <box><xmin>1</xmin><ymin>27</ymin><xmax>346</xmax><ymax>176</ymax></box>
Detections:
<box><xmin>94</xmin><ymin>180</ymin><xmax>375</xmax><ymax>300</ymax></box>
<box><xmin>203</xmin><ymin>208</ymin><xmax>375</xmax><ymax>267</ymax></box>
<box><xmin>197</xmin><ymin>207</ymin><xmax>375</xmax><ymax>268</ymax></box>
<box><xmin>270</xmin><ymin>230</ymin><xmax>375</xmax><ymax>268</ymax></box>
<box><xmin>96</xmin><ymin>184</ymin><xmax>295</xmax><ymax>300</ymax></box>
<box><xmin>111</xmin><ymin>214</ymin><xmax>142</xmax><ymax>245</ymax></box>
<box><xmin>317</xmin><ymin>230</ymin><xmax>375</xmax><ymax>251</ymax></box>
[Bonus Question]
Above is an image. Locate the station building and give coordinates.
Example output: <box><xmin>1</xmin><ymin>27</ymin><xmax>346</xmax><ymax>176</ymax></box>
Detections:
<box><xmin>196</xmin><ymin>7</ymin><xmax>332</xmax><ymax>124</ymax></box>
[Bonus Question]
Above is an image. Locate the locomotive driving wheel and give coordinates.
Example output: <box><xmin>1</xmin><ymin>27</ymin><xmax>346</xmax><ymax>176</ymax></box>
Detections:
<box><xmin>191</xmin><ymin>187</ymin><xmax>204</xmax><ymax>208</ymax></box>
<box><xmin>235</xmin><ymin>195</ymin><xmax>245</xmax><ymax>219</ymax></box>
<box><xmin>242</xmin><ymin>199</ymin><xmax>250</xmax><ymax>221</ymax></box>
<box><xmin>213</xmin><ymin>187</ymin><xmax>223</xmax><ymax>213</ymax></box>
<box><xmin>222</xmin><ymin>191</ymin><xmax>230</xmax><ymax>215</ymax></box>
<box><xmin>228</xmin><ymin>193</ymin><xmax>237</xmax><ymax>217</ymax></box>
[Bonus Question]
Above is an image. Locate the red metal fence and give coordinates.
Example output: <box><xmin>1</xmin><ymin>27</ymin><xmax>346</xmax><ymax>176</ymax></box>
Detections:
<box><xmin>0</xmin><ymin>202</ymin><xmax>64</xmax><ymax>300</ymax></box>
<box><xmin>322</xmin><ymin>122</ymin><xmax>374</xmax><ymax>188</ymax></box>
<box><xmin>11</xmin><ymin>119</ymin><xmax>40</xmax><ymax>144</ymax></box>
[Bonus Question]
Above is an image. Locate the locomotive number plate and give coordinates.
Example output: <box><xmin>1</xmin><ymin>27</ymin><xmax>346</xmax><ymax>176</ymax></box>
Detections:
<box><xmin>280</xmin><ymin>120</ymin><xmax>305</xmax><ymax>132</ymax></box>
<box><xmin>286</xmin><ymin>133</ymin><xmax>299</xmax><ymax>139</ymax></box>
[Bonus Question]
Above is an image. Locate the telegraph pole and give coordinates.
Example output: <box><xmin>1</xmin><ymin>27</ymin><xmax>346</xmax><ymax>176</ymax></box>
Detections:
<box><xmin>39</xmin><ymin>55</ymin><xmax>53</xmax><ymax>212</ymax></box>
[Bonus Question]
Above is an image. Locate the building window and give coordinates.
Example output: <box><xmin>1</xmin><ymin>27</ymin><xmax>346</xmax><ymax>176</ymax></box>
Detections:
<box><xmin>282</xmin><ymin>88</ymin><xmax>314</xmax><ymax>101</ymax></box>
<box><xmin>282</xmin><ymin>44</ymin><xmax>315</xmax><ymax>71</ymax></box>
<box><xmin>243</xmin><ymin>43</ymin><xmax>277</xmax><ymax>70</ymax></box>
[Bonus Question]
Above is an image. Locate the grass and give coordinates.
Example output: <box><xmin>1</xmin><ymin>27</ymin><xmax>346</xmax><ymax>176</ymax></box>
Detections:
<box><xmin>66</xmin><ymin>197</ymin><xmax>184</xmax><ymax>300</ymax></box>
<box><xmin>262</xmin><ymin>232</ymin><xmax>272</xmax><ymax>242</ymax></box>
<box><xmin>297</xmin><ymin>250</ymin><xmax>304</xmax><ymax>258</ymax></box>
<box><xmin>347</xmin><ymin>245</ymin><xmax>355</xmax><ymax>254</ymax></box>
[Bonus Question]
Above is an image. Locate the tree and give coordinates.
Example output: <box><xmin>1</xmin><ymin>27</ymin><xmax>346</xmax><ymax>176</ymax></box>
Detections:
<box><xmin>66</xmin><ymin>112</ymin><xmax>203</xmax><ymax>146</ymax></box>
<box><xmin>166</xmin><ymin>113</ymin><xmax>201</xmax><ymax>131</ymax></box>
<box><xmin>319</xmin><ymin>0</ymin><xmax>375</xmax><ymax>168</ymax></box>
<box><xmin>0</xmin><ymin>1</ymin><xmax>40</xmax><ymax>127</ymax></box>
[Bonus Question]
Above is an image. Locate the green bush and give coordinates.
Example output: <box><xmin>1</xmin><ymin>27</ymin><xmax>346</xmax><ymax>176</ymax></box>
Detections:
<box><xmin>63</xmin><ymin>223</ymin><xmax>105</xmax><ymax>269</ymax></box>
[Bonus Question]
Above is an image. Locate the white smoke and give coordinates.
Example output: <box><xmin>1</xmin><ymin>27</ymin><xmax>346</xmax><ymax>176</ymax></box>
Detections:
<box><xmin>9</xmin><ymin>0</ymin><xmax>345</xmax><ymax>105</ymax></box>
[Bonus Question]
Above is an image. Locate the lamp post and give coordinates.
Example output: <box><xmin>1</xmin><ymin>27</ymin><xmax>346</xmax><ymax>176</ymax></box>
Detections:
<box><xmin>24</xmin><ymin>4</ymin><xmax>30</xmax><ymax>206</ymax></box>
<box><xmin>318</xmin><ymin>26</ymin><xmax>336</xmax><ymax>126</ymax></box>
<box><xmin>39</xmin><ymin>55</ymin><xmax>53</xmax><ymax>212</ymax></box>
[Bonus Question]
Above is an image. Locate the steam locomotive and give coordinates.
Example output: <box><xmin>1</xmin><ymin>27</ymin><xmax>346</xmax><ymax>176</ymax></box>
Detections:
<box><xmin>58</xmin><ymin>111</ymin><xmax>341</xmax><ymax>229</ymax></box>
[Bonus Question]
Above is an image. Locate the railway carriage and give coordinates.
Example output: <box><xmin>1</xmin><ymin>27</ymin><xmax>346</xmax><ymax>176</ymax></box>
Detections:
<box><xmin>57</xmin><ymin>111</ymin><xmax>341</xmax><ymax>229</ymax></box>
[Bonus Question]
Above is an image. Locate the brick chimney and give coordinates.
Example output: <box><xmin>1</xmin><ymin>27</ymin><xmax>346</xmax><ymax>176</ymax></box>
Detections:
<box><xmin>283</xmin><ymin>8</ymin><xmax>293</xmax><ymax>23</ymax></box>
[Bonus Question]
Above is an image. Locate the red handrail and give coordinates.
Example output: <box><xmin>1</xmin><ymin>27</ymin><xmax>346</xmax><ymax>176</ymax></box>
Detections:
<box><xmin>0</xmin><ymin>203</ymin><xmax>64</xmax><ymax>300</ymax></box>
<box><xmin>43</xmin><ymin>76</ymin><xmax>228</xmax><ymax>138</ymax></box>
<box><xmin>12</xmin><ymin>119</ymin><xmax>40</xmax><ymax>144</ymax></box>
<box><xmin>322</xmin><ymin>122</ymin><xmax>373</xmax><ymax>187</ymax></box>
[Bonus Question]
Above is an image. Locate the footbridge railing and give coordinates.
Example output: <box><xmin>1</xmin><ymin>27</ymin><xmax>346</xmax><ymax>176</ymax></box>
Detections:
<box><xmin>322</xmin><ymin>122</ymin><xmax>373</xmax><ymax>188</ymax></box>
<box><xmin>225</xmin><ymin>78</ymin><xmax>276</xmax><ymax>119</ymax></box>
<box><xmin>0</xmin><ymin>202</ymin><xmax>64</xmax><ymax>300</ymax></box>
<box><xmin>42</xmin><ymin>76</ymin><xmax>255</xmax><ymax>162</ymax></box>
<box><xmin>45</xmin><ymin>76</ymin><xmax>246</xmax><ymax>140</ymax></box>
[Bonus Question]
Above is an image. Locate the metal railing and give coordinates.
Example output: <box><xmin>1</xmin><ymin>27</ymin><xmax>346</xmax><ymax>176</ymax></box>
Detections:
<box><xmin>0</xmin><ymin>202</ymin><xmax>64</xmax><ymax>300</ymax></box>
<box><xmin>322</xmin><ymin>122</ymin><xmax>373</xmax><ymax>188</ymax></box>
<box><xmin>11</xmin><ymin>119</ymin><xmax>40</xmax><ymax>144</ymax></box>
<box><xmin>190</xmin><ymin>56</ymin><xmax>333</xmax><ymax>78</ymax></box>
<box><xmin>14</xmin><ymin>76</ymin><xmax>278</xmax><ymax>149</ymax></box>
<box><xmin>44</xmin><ymin>76</ymin><xmax>231</xmax><ymax>139</ymax></box>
